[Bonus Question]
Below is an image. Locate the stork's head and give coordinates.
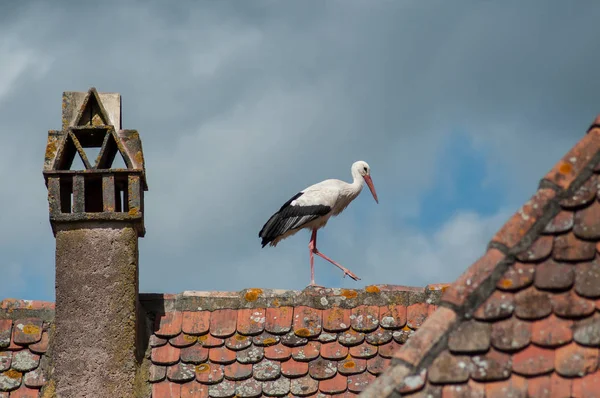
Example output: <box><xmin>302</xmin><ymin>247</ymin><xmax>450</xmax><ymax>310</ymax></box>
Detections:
<box><xmin>352</xmin><ymin>161</ymin><xmax>378</xmax><ymax>204</ymax></box>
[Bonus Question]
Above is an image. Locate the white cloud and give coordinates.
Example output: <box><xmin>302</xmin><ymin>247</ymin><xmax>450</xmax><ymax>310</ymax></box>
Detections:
<box><xmin>361</xmin><ymin>209</ymin><xmax>512</xmax><ymax>286</ymax></box>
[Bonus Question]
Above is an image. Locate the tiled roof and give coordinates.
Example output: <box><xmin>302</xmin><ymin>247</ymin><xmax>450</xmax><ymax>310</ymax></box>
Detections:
<box><xmin>144</xmin><ymin>286</ymin><xmax>446</xmax><ymax>397</ymax></box>
<box><xmin>362</xmin><ymin>119</ymin><xmax>600</xmax><ymax>397</ymax></box>
<box><xmin>0</xmin><ymin>285</ymin><xmax>448</xmax><ymax>397</ymax></box>
<box><xmin>0</xmin><ymin>300</ymin><xmax>54</xmax><ymax>397</ymax></box>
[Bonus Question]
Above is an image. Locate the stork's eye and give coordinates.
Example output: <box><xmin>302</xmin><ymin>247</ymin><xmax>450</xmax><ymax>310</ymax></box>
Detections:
<box><xmin>363</xmin><ymin>167</ymin><xmax>367</xmax><ymax>172</ymax></box>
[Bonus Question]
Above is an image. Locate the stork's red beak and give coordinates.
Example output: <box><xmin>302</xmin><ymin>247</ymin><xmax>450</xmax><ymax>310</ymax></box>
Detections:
<box><xmin>363</xmin><ymin>175</ymin><xmax>378</xmax><ymax>204</ymax></box>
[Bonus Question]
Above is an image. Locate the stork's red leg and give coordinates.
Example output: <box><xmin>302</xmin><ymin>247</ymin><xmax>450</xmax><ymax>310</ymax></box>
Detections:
<box><xmin>309</xmin><ymin>229</ymin><xmax>360</xmax><ymax>282</ymax></box>
<box><xmin>308</xmin><ymin>230</ymin><xmax>316</xmax><ymax>285</ymax></box>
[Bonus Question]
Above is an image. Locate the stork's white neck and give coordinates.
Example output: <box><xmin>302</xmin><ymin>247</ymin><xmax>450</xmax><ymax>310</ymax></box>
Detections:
<box><xmin>350</xmin><ymin>166</ymin><xmax>365</xmax><ymax>193</ymax></box>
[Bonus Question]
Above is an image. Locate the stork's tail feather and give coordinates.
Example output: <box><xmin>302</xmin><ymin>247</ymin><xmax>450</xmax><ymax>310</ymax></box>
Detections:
<box><xmin>259</xmin><ymin>212</ymin><xmax>281</xmax><ymax>248</ymax></box>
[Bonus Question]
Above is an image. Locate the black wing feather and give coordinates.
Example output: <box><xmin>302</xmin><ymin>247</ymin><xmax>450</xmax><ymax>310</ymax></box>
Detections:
<box><xmin>259</xmin><ymin>192</ymin><xmax>331</xmax><ymax>247</ymax></box>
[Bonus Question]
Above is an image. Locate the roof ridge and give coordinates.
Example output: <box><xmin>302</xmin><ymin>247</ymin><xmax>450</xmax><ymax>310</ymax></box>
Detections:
<box><xmin>360</xmin><ymin>116</ymin><xmax>600</xmax><ymax>397</ymax></box>
<box><xmin>140</xmin><ymin>284</ymin><xmax>451</xmax><ymax>313</ymax></box>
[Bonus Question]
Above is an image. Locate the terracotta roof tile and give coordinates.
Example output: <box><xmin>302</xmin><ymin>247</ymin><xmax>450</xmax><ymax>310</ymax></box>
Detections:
<box><xmin>237</xmin><ymin>308</ymin><xmax>265</xmax><ymax>336</ymax></box>
<box><xmin>484</xmin><ymin>375</ymin><xmax>528</xmax><ymax>398</ymax></box>
<box><xmin>195</xmin><ymin>362</ymin><xmax>224</xmax><ymax>384</ymax></box>
<box><xmin>308</xmin><ymin>358</ymin><xmax>337</xmax><ymax>380</ymax></box>
<box><xmin>574</xmin><ymin>199</ymin><xmax>600</xmax><ymax>239</ymax></box>
<box><xmin>281</xmin><ymin>358</ymin><xmax>308</xmax><ymax>378</ymax></box>
<box><xmin>366</xmin><ymin>356</ymin><xmax>389</xmax><ymax>376</ymax></box>
<box><xmin>350</xmin><ymin>306</ymin><xmax>379</xmax><ymax>332</ymax></box>
<box><xmin>181</xmin><ymin>344</ymin><xmax>209</xmax><ymax>364</ymax></box>
<box><xmin>10</xmin><ymin>351</ymin><xmax>39</xmax><ymax>373</ymax></box>
<box><xmin>210</xmin><ymin>309</ymin><xmax>237</xmax><ymax>338</ymax></box>
<box><xmin>574</xmin><ymin>259</ymin><xmax>600</xmax><ymax>298</ymax></box>
<box><xmin>441</xmin><ymin>381</ymin><xmax>485</xmax><ymax>398</ymax></box>
<box><xmin>392</xmin><ymin>307</ymin><xmax>457</xmax><ymax>367</ymax></box>
<box><xmin>253</xmin><ymin>359</ymin><xmax>281</xmax><ymax>381</ymax></box>
<box><xmin>553</xmin><ymin>231</ymin><xmax>596</xmax><ymax>261</ymax></box>
<box><xmin>262</xmin><ymin>377</ymin><xmax>291</xmax><ymax>395</ymax></box>
<box><xmin>200</xmin><ymin>334</ymin><xmax>225</xmax><ymax>348</ymax></box>
<box><xmin>514</xmin><ymin>287</ymin><xmax>552</xmax><ymax>320</ymax></box>
<box><xmin>181</xmin><ymin>382</ymin><xmax>209</xmax><ymax>397</ymax></box>
<box><xmin>348</xmin><ymin>342</ymin><xmax>377</xmax><ymax>359</ymax></box>
<box><xmin>11</xmin><ymin>319</ymin><xmax>42</xmax><ymax>346</ymax></box>
<box><xmin>319</xmin><ymin>373</ymin><xmax>347</xmax><ymax>394</ymax></box>
<box><xmin>322</xmin><ymin>308</ymin><xmax>351</xmax><ymax>333</ymax></box>
<box><xmin>428</xmin><ymin>350</ymin><xmax>470</xmax><ymax>384</ymax></box>
<box><xmin>9</xmin><ymin>386</ymin><xmax>38</xmax><ymax>398</ymax></box>
<box><xmin>543</xmin><ymin>209</ymin><xmax>574</xmax><ymax>234</ymax></box>
<box><xmin>235</xmin><ymin>378</ymin><xmax>261</xmax><ymax>397</ymax></box>
<box><xmin>22</xmin><ymin>366</ymin><xmax>45</xmax><ymax>389</ymax></box>
<box><xmin>531</xmin><ymin>314</ymin><xmax>573</xmax><ymax>347</ymax></box>
<box><xmin>182</xmin><ymin>310</ymin><xmax>210</xmax><ymax>336</ymax></box>
<box><xmin>491</xmin><ymin>188</ymin><xmax>556</xmax><ymax>249</ymax></box>
<box><xmin>559</xmin><ymin>173</ymin><xmax>597</xmax><ymax>208</ymax></box>
<box><xmin>293</xmin><ymin>306</ymin><xmax>322</xmax><ymax>338</ymax></box>
<box><xmin>252</xmin><ymin>331</ymin><xmax>279</xmax><ymax>347</ymax></box>
<box><xmin>209</xmin><ymin>346</ymin><xmax>237</xmax><ymax>364</ymax></box>
<box><xmin>151</xmin><ymin>343</ymin><xmax>180</xmax><ymax>365</ymax></box>
<box><xmin>223</xmin><ymin>362</ymin><xmax>252</xmax><ymax>381</ymax></box>
<box><xmin>208</xmin><ymin>378</ymin><xmax>234</xmax><ymax>397</ymax></box>
<box><xmin>264</xmin><ymin>343</ymin><xmax>292</xmax><ymax>361</ymax></box>
<box><xmin>472</xmin><ymin>290</ymin><xmax>515</xmax><ymax>321</ymax></box>
<box><xmin>155</xmin><ymin>311</ymin><xmax>183</xmax><ymax>338</ymax></box>
<box><xmin>236</xmin><ymin>346</ymin><xmax>264</xmax><ymax>364</ymax></box>
<box><xmin>290</xmin><ymin>375</ymin><xmax>318</xmax><ymax>396</ymax></box>
<box><xmin>534</xmin><ymin>258</ymin><xmax>574</xmax><ymax>290</ymax></box>
<box><xmin>447</xmin><ymin>320</ymin><xmax>491</xmax><ymax>354</ymax></box>
<box><xmin>338</xmin><ymin>358</ymin><xmax>366</xmax><ymax>376</ymax></box>
<box><xmin>152</xmin><ymin>380</ymin><xmax>180</xmax><ymax>397</ymax></box>
<box><xmin>512</xmin><ymin>344</ymin><xmax>555</xmax><ymax>377</ymax></box>
<box><xmin>572</xmin><ymin>313</ymin><xmax>600</xmax><ymax>346</ymax></box>
<box><xmin>490</xmin><ymin>317</ymin><xmax>531</xmax><ymax>352</ymax></box>
<box><xmin>543</xmin><ymin>127</ymin><xmax>600</xmax><ymax>190</ymax></box>
<box><xmin>225</xmin><ymin>333</ymin><xmax>252</xmax><ymax>351</ymax></box>
<box><xmin>347</xmin><ymin>372</ymin><xmax>375</xmax><ymax>393</ymax></box>
<box><xmin>265</xmin><ymin>307</ymin><xmax>293</xmax><ymax>335</ymax></box>
<box><xmin>364</xmin><ymin>327</ymin><xmax>392</xmax><ymax>346</ymax></box>
<box><xmin>470</xmin><ymin>348</ymin><xmax>511</xmax><ymax>382</ymax></box>
<box><xmin>281</xmin><ymin>331</ymin><xmax>308</xmax><ymax>347</ymax></box>
<box><xmin>0</xmin><ymin>353</ymin><xmax>9</xmax><ymax>373</ymax></box>
<box><xmin>28</xmin><ymin>331</ymin><xmax>48</xmax><ymax>354</ymax></box>
<box><xmin>167</xmin><ymin>362</ymin><xmax>196</xmax><ymax>382</ymax></box>
<box><xmin>320</xmin><ymin>341</ymin><xmax>347</xmax><ymax>360</ymax></box>
<box><xmin>496</xmin><ymin>262</ymin><xmax>535</xmax><ymax>291</ymax></box>
<box><xmin>515</xmin><ymin>235</ymin><xmax>553</xmax><ymax>262</ymax></box>
<box><xmin>170</xmin><ymin>332</ymin><xmax>198</xmax><ymax>348</ymax></box>
<box><xmin>338</xmin><ymin>329</ymin><xmax>364</xmax><ymax>347</ymax></box>
<box><xmin>551</xmin><ymin>289</ymin><xmax>595</xmax><ymax>318</ymax></box>
<box><xmin>291</xmin><ymin>341</ymin><xmax>320</xmax><ymax>362</ymax></box>
<box><xmin>0</xmin><ymin>321</ymin><xmax>11</xmax><ymax>349</ymax></box>
<box><xmin>554</xmin><ymin>343</ymin><xmax>598</xmax><ymax>378</ymax></box>
<box><xmin>379</xmin><ymin>305</ymin><xmax>406</xmax><ymax>329</ymax></box>
<box><xmin>149</xmin><ymin>334</ymin><xmax>167</xmax><ymax>347</ymax></box>
<box><xmin>149</xmin><ymin>363</ymin><xmax>166</xmax><ymax>382</ymax></box>
<box><xmin>572</xmin><ymin>370</ymin><xmax>600</xmax><ymax>397</ymax></box>
<box><xmin>442</xmin><ymin>248</ymin><xmax>506</xmax><ymax>307</ymax></box>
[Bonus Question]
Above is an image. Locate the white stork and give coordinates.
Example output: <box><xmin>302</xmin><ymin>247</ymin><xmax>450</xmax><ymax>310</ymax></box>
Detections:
<box><xmin>259</xmin><ymin>161</ymin><xmax>378</xmax><ymax>285</ymax></box>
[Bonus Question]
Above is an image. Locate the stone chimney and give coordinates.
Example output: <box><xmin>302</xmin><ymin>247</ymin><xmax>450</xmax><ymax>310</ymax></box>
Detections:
<box><xmin>43</xmin><ymin>88</ymin><xmax>148</xmax><ymax>397</ymax></box>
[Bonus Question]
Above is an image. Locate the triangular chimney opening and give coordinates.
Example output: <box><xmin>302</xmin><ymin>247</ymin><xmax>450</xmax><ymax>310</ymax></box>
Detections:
<box><xmin>96</xmin><ymin>131</ymin><xmax>129</xmax><ymax>169</ymax></box>
<box><xmin>76</xmin><ymin>90</ymin><xmax>110</xmax><ymax>127</ymax></box>
<box><xmin>70</xmin><ymin>152</ymin><xmax>86</xmax><ymax>170</ymax></box>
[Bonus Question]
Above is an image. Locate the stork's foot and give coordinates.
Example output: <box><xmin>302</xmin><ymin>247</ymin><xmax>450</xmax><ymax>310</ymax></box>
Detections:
<box><xmin>308</xmin><ymin>229</ymin><xmax>361</xmax><ymax>283</ymax></box>
<box><xmin>310</xmin><ymin>247</ymin><xmax>360</xmax><ymax>281</ymax></box>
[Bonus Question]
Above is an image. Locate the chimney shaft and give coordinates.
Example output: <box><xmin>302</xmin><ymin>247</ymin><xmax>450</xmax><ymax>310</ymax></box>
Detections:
<box><xmin>43</xmin><ymin>88</ymin><xmax>148</xmax><ymax>397</ymax></box>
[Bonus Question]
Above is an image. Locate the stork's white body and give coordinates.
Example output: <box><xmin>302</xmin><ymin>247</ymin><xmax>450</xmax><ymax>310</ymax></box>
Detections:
<box><xmin>268</xmin><ymin>178</ymin><xmax>363</xmax><ymax>246</ymax></box>
<box><xmin>259</xmin><ymin>160</ymin><xmax>378</xmax><ymax>285</ymax></box>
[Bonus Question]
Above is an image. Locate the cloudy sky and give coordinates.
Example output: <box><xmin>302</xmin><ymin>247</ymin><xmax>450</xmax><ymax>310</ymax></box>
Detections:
<box><xmin>2</xmin><ymin>1</ymin><xmax>600</xmax><ymax>302</ymax></box>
